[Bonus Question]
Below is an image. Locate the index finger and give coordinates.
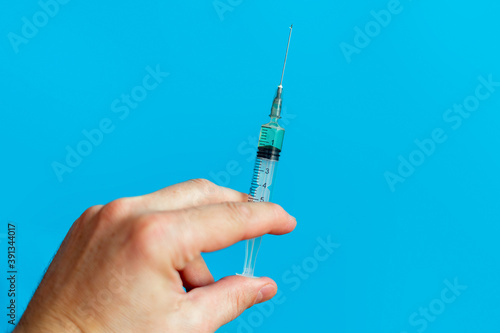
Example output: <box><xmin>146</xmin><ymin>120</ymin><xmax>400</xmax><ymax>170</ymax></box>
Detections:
<box><xmin>189</xmin><ymin>202</ymin><xmax>295</xmax><ymax>251</ymax></box>
<box><xmin>133</xmin><ymin>202</ymin><xmax>296</xmax><ymax>271</ymax></box>
<box><xmin>136</xmin><ymin>179</ymin><xmax>249</xmax><ymax>212</ymax></box>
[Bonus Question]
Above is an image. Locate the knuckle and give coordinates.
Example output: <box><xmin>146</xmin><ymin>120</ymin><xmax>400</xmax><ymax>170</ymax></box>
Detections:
<box><xmin>183</xmin><ymin>206</ymin><xmax>201</xmax><ymax>223</ymax></box>
<box><xmin>231</xmin><ymin>287</ymin><xmax>250</xmax><ymax>313</ymax></box>
<box><xmin>129</xmin><ymin>216</ymin><xmax>162</xmax><ymax>262</ymax></box>
<box><xmin>128</xmin><ymin>214</ymin><xmax>175</xmax><ymax>263</ymax></box>
<box><xmin>266</xmin><ymin>202</ymin><xmax>286</xmax><ymax>219</ymax></box>
<box><xmin>99</xmin><ymin>198</ymin><xmax>133</xmax><ymax>222</ymax></box>
<box><xmin>223</xmin><ymin>202</ymin><xmax>250</xmax><ymax>225</ymax></box>
<box><xmin>78</xmin><ymin>205</ymin><xmax>103</xmax><ymax>222</ymax></box>
<box><xmin>189</xmin><ymin>178</ymin><xmax>217</xmax><ymax>195</ymax></box>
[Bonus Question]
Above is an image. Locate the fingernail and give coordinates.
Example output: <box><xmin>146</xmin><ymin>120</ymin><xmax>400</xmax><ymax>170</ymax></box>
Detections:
<box><xmin>256</xmin><ymin>284</ymin><xmax>276</xmax><ymax>304</ymax></box>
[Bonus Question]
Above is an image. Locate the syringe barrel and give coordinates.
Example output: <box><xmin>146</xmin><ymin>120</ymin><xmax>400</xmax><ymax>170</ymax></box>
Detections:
<box><xmin>242</xmin><ymin>155</ymin><xmax>279</xmax><ymax>277</ymax></box>
<box><xmin>241</xmin><ymin>119</ymin><xmax>285</xmax><ymax>277</ymax></box>
<box><xmin>249</xmin><ymin>155</ymin><xmax>279</xmax><ymax>203</ymax></box>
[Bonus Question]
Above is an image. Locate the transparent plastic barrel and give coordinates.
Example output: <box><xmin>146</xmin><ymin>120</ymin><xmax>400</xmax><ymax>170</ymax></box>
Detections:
<box><xmin>241</xmin><ymin>157</ymin><xmax>278</xmax><ymax>277</ymax></box>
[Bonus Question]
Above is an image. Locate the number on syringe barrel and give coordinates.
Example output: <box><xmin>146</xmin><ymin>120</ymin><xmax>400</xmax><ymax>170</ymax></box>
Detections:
<box><xmin>256</xmin><ymin>187</ymin><xmax>270</xmax><ymax>202</ymax></box>
<box><xmin>255</xmin><ymin>166</ymin><xmax>272</xmax><ymax>202</ymax></box>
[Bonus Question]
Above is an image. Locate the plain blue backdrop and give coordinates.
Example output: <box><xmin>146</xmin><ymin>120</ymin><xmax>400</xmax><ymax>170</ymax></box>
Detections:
<box><xmin>1</xmin><ymin>0</ymin><xmax>500</xmax><ymax>332</ymax></box>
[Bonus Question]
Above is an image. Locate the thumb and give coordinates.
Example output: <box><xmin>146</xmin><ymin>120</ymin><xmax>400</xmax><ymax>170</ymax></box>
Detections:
<box><xmin>186</xmin><ymin>275</ymin><xmax>277</xmax><ymax>330</ymax></box>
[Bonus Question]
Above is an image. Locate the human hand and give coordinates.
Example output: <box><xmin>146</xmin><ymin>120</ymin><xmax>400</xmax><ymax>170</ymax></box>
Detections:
<box><xmin>15</xmin><ymin>179</ymin><xmax>296</xmax><ymax>332</ymax></box>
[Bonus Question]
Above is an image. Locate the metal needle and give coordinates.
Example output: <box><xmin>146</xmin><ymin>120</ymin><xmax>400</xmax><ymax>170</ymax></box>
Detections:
<box><xmin>279</xmin><ymin>24</ymin><xmax>293</xmax><ymax>87</ymax></box>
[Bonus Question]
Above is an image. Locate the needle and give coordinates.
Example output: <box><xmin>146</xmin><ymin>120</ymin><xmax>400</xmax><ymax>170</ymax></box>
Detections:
<box><xmin>271</xmin><ymin>24</ymin><xmax>293</xmax><ymax>118</ymax></box>
<box><xmin>279</xmin><ymin>24</ymin><xmax>293</xmax><ymax>87</ymax></box>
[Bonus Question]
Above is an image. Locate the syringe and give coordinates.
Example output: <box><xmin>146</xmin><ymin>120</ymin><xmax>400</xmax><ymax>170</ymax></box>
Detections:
<box><xmin>240</xmin><ymin>24</ymin><xmax>293</xmax><ymax>277</ymax></box>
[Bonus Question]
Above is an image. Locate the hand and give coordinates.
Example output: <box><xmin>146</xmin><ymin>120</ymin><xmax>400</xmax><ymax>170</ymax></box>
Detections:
<box><xmin>15</xmin><ymin>179</ymin><xmax>296</xmax><ymax>332</ymax></box>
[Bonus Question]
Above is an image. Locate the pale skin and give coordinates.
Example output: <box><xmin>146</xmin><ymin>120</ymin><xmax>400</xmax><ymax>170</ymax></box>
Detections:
<box><xmin>14</xmin><ymin>179</ymin><xmax>296</xmax><ymax>332</ymax></box>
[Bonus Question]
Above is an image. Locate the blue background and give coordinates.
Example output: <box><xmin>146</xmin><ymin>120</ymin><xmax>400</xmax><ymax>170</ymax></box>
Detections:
<box><xmin>1</xmin><ymin>0</ymin><xmax>500</xmax><ymax>332</ymax></box>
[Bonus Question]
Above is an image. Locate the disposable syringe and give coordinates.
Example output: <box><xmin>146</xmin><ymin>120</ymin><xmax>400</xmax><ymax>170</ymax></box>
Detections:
<box><xmin>240</xmin><ymin>24</ymin><xmax>293</xmax><ymax>277</ymax></box>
